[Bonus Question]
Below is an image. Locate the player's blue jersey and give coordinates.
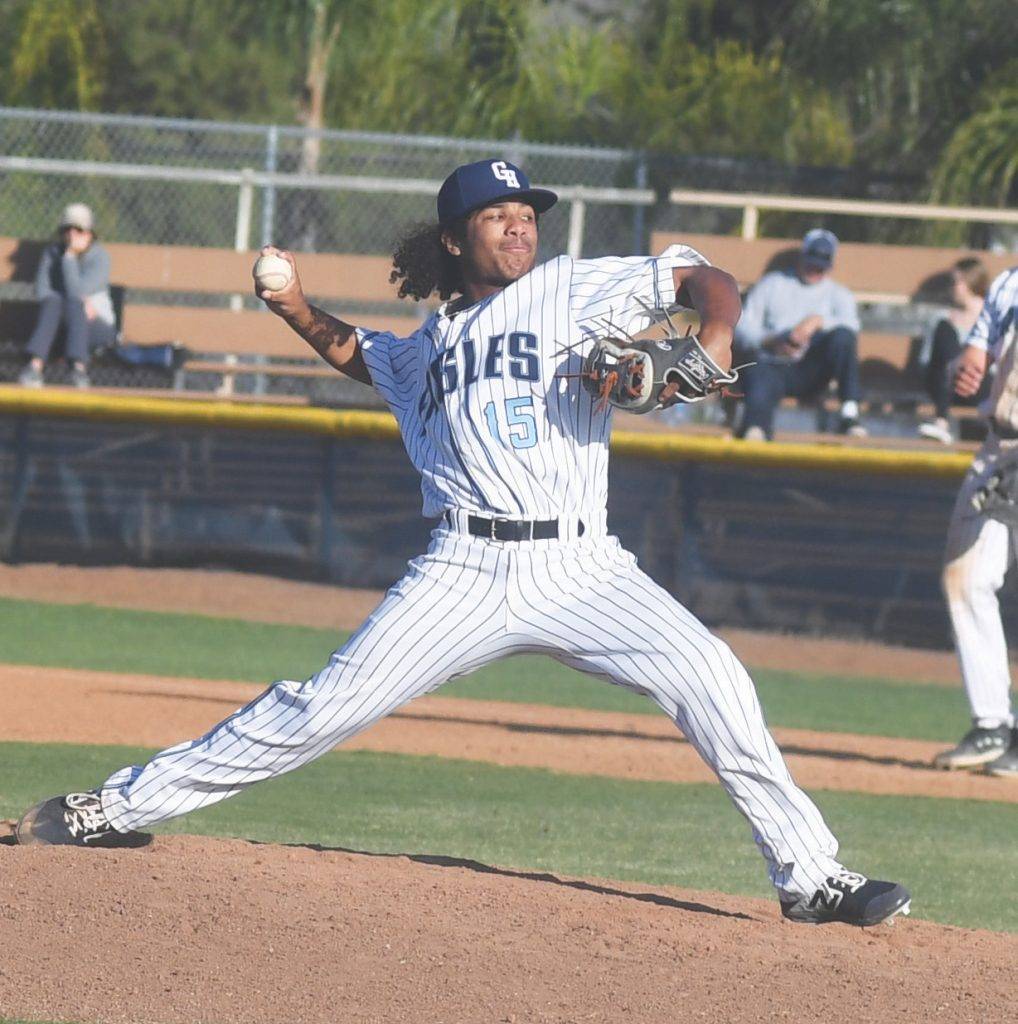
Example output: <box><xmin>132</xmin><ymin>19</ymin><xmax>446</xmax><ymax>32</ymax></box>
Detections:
<box><xmin>358</xmin><ymin>244</ymin><xmax>708</xmax><ymax>520</ymax></box>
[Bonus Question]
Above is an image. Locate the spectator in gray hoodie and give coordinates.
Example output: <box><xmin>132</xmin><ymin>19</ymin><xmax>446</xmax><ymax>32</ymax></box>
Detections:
<box><xmin>19</xmin><ymin>203</ymin><xmax>117</xmax><ymax>389</ymax></box>
<box><xmin>734</xmin><ymin>229</ymin><xmax>864</xmax><ymax>440</ymax></box>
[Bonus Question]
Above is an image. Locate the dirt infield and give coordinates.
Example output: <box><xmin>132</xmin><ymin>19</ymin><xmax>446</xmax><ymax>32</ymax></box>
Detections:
<box><xmin>3</xmin><ymin>664</ymin><xmax>1015</xmax><ymax>804</ymax></box>
<box><xmin>0</xmin><ymin>836</ymin><xmax>1014</xmax><ymax>1024</ymax></box>
<box><xmin>5</xmin><ymin>566</ymin><xmax>1017</xmax><ymax>1022</ymax></box>
<box><xmin>0</xmin><ymin>561</ymin><xmax>980</xmax><ymax>685</ymax></box>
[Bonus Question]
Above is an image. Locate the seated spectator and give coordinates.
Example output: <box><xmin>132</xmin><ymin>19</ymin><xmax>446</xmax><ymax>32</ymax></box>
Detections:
<box><xmin>734</xmin><ymin>229</ymin><xmax>864</xmax><ymax>440</ymax></box>
<box><xmin>18</xmin><ymin>203</ymin><xmax>116</xmax><ymax>389</ymax></box>
<box><xmin>916</xmin><ymin>257</ymin><xmax>991</xmax><ymax>444</ymax></box>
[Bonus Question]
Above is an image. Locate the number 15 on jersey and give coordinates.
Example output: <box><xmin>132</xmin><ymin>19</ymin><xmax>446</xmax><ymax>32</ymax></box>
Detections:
<box><xmin>484</xmin><ymin>397</ymin><xmax>537</xmax><ymax>450</ymax></box>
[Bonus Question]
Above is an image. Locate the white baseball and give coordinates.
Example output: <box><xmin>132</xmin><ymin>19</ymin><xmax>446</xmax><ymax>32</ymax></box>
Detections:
<box><xmin>253</xmin><ymin>253</ymin><xmax>292</xmax><ymax>293</ymax></box>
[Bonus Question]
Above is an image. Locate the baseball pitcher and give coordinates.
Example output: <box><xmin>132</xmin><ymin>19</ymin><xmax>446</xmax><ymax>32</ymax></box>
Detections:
<box><xmin>16</xmin><ymin>159</ymin><xmax>910</xmax><ymax>927</ymax></box>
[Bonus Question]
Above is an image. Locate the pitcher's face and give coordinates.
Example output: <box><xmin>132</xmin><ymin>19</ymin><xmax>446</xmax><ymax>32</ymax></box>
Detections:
<box><xmin>446</xmin><ymin>201</ymin><xmax>538</xmax><ymax>289</ymax></box>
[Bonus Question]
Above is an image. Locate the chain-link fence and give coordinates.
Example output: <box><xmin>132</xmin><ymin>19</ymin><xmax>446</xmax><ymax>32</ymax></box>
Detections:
<box><xmin>10</xmin><ymin>105</ymin><xmax>999</xmax><ymax>261</ymax></box>
<box><xmin>0</xmin><ymin>106</ymin><xmax>653</xmax><ymax>259</ymax></box>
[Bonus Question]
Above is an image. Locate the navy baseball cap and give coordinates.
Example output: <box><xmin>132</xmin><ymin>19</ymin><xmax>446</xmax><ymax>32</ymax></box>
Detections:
<box><xmin>801</xmin><ymin>228</ymin><xmax>838</xmax><ymax>270</ymax></box>
<box><xmin>437</xmin><ymin>158</ymin><xmax>557</xmax><ymax>225</ymax></box>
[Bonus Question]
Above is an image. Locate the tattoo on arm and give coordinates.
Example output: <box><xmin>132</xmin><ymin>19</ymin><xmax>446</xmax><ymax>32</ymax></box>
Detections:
<box><xmin>283</xmin><ymin>302</ymin><xmax>368</xmax><ymax>384</ymax></box>
<box><xmin>294</xmin><ymin>304</ymin><xmax>353</xmax><ymax>359</ymax></box>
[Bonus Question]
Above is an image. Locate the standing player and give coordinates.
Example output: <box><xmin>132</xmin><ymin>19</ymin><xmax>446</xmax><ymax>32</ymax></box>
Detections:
<box><xmin>934</xmin><ymin>266</ymin><xmax>1018</xmax><ymax>774</ymax></box>
<box><xmin>17</xmin><ymin>159</ymin><xmax>910</xmax><ymax>926</ymax></box>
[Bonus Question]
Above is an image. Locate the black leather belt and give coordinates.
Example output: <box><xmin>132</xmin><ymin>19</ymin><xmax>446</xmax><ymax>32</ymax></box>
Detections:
<box><xmin>448</xmin><ymin>512</ymin><xmax>585</xmax><ymax>542</ymax></box>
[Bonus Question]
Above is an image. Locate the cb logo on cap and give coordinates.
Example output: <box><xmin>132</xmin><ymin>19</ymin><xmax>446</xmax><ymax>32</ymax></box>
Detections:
<box><xmin>491</xmin><ymin>161</ymin><xmax>520</xmax><ymax>189</ymax></box>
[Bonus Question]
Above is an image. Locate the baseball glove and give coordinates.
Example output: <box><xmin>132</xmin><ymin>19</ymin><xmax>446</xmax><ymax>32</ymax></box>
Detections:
<box><xmin>582</xmin><ymin>332</ymin><xmax>741</xmax><ymax>415</ymax></box>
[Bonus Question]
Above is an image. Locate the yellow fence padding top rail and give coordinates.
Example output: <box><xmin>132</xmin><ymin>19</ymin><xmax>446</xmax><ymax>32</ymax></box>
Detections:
<box><xmin>0</xmin><ymin>386</ymin><xmax>972</xmax><ymax>481</ymax></box>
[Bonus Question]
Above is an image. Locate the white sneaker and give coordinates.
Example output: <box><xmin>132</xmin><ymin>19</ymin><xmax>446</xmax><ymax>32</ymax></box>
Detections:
<box><xmin>18</xmin><ymin>365</ymin><xmax>43</xmax><ymax>388</ymax></box>
<box><xmin>743</xmin><ymin>425</ymin><xmax>768</xmax><ymax>442</ymax></box>
<box><xmin>918</xmin><ymin>417</ymin><xmax>953</xmax><ymax>445</ymax></box>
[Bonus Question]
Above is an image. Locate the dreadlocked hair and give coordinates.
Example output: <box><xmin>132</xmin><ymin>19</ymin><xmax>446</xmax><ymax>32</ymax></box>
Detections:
<box><xmin>389</xmin><ymin>221</ymin><xmax>464</xmax><ymax>302</ymax></box>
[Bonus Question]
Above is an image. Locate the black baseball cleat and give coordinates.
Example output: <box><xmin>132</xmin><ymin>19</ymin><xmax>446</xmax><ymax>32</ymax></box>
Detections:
<box><xmin>933</xmin><ymin>724</ymin><xmax>1011</xmax><ymax>770</ymax></box>
<box><xmin>780</xmin><ymin>869</ymin><xmax>911</xmax><ymax>926</ymax></box>
<box><xmin>983</xmin><ymin>730</ymin><xmax>1018</xmax><ymax>778</ymax></box>
<box><xmin>15</xmin><ymin>792</ymin><xmax>152</xmax><ymax>848</ymax></box>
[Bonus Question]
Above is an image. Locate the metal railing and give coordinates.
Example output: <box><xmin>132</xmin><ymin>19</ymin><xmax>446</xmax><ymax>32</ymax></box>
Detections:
<box><xmin>0</xmin><ymin>155</ymin><xmax>654</xmax><ymax>259</ymax></box>
<box><xmin>6</xmin><ymin>150</ymin><xmax>1016</xmax><ymax>264</ymax></box>
<box><xmin>0</xmin><ymin>106</ymin><xmax>651</xmax><ymax>258</ymax></box>
<box><xmin>2</xmin><ymin>105</ymin><xmax>1015</xmax><ymax>259</ymax></box>
<box><xmin>669</xmin><ymin>189</ymin><xmax>1018</xmax><ymax>240</ymax></box>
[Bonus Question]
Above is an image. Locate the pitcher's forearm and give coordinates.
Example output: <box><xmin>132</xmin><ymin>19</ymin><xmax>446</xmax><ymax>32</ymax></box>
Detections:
<box><xmin>287</xmin><ymin>304</ymin><xmax>369</xmax><ymax>383</ymax></box>
<box><xmin>678</xmin><ymin>267</ymin><xmax>741</xmax><ymax>331</ymax></box>
<box><xmin>253</xmin><ymin>245</ymin><xmax>370</xmax><ymax>385</ymax></box>
<box><xmin>674</xmin><ymin>266</ymin><xmax>741</xmax><ymax>368</ymax></box>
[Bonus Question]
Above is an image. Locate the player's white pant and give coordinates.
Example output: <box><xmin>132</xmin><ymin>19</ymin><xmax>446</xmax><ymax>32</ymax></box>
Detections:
<box><xmin>101</xmin><ymin>522</ymin><xmax>842</xmax><ymax>900</ymax></box>
<box><xmin>943</xmin><ymin>435</ymin><xmax>1018</xmax><ymax>728</ymax></box>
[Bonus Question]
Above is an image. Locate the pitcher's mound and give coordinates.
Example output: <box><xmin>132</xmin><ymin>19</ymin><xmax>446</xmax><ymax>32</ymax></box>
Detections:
<box><xmin>0</xmin><ymin>835</ymin><xmax>1012</xmax><ymax>1024</ymax></box>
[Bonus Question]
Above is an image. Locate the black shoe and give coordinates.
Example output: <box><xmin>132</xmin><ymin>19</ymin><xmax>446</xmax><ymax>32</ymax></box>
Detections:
<box><xmin>984</xmin><ymin>729</ymin><xmax>1018</xmax><ymax>778</ymax></box>
<box><xmin>933</xmin><ymin>724</ymin><xmax>1012</xmax><ymax>770</ymax></box>
<box><xmin>15</xmin><ymin>792</ymin><xmax>152</xmax><ymax>848</ymax></box>
<box><xmin>839</xmin><ymin>417</ymin><xmax>868</xmax><ymax>438</ymax></box>
<box><xmin>780</xmin><ymin>869</ymin><xmax>911</xmax><ymax>926</ymax></box>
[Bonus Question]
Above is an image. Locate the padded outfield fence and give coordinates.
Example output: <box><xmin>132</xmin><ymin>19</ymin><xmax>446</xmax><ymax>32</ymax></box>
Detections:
<box><xmin>1</xmin><ymin>387</ymin><xmax>1014</xmax><ymax>651</ymax></box>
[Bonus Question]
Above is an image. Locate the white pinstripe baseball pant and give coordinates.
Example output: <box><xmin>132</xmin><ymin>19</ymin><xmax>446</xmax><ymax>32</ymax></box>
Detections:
<box><xmin>100</xmin><ymin>524</ymin><xmax>842</xmax><ymax>899</ymax></box>
<box><xmin>943</xmin><ymin>435</ymin><xmax>1018</xmax><ymax>727</ymax></box>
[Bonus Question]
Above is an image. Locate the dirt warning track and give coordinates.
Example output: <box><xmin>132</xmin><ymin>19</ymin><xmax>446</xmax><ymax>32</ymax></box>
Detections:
<box><xmin>3</xmin><ymin>663</ymin><xmax>1015</xmax><ymax>804</ymax></box>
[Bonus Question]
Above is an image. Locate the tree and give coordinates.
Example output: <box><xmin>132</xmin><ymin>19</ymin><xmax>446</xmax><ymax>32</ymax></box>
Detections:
<box><xmin>0</xmin><ymin>0</ymin><xmax>1014</xmax><ymax>216</ymax></box>
<box><xmin>6</xmin><ymin>0</ymin><xmax>106</xmax><ymax>110</ymax></box>
<box><xmin>620</xmin><ymin>1</ymin><xmax>853</xmax><ymax>164</ymax></box>
<box><xmin>319</xmin><ymin>0</ymin><xmax>470</xmax><ymax>135</ymax></box>
<box><xmin>932</xmin><ymin>80</ymin><xmax>1018</xmax><ymax>210</ymax></box>
<box><xmin>775</xmin><ymin>0</ymin><xmax>1017</xmax><ymax>176</ymax></box>
<box><xmin>95</xmin><ymin>0</ymin><xmax>294</xmax><ymax>123</ymax></box>
<box><xmin>292</xmin><ymin>2</ymin><xmax>342</xmax><ymax>174</ymax></box>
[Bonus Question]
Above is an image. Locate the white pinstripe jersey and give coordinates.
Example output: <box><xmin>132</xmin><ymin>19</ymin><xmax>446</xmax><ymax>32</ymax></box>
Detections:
<box><xmin>358</xmin><ymin>244</ymin><xmax>708</xmax><ymax>520</ymax></box>
<box><xmin>966</xmin><ymin>267</ymin><xmax>1018</xmax><ymax>427</ymax></box>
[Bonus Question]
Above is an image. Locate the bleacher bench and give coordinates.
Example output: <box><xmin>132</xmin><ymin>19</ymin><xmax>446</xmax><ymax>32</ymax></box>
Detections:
<box><xmin>651</xmin><ymin>231</ymin><xmax>1014</xmax><ymax>410</ymax></box>
<box><xmin>1</xmin><ymin>231</ymin><xmax>1011</xmax><ymax>416</ymax></box>
<box><xmin>0</xmin><ymin>236</ymin><xmax>426</xmax><ymax>399</ymax></box>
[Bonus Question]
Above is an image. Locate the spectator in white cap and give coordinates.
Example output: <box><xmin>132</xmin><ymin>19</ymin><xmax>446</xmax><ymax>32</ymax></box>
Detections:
<box><xmin>734</xmin><ymin>228</ymin><xmax>865</xmax><ymax>440</ymax></box>
<box><xmin>18</xmin><ymin>202</ymin><xmax>116</xmax><ymax>389</ymax></box>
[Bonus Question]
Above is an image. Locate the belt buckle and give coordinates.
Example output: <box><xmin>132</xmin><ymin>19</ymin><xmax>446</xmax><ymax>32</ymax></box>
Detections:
<box><xmin>489</xmin><ymin>517</ymin><xmax>530</xmax><ymax>541</ymax></box>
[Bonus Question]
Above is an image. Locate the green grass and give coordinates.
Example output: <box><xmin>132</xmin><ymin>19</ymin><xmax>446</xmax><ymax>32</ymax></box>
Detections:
<box><xmin>0</xmin><ymin>597</ymin><xmax>335</xmax><ymax>683</ymax></box>
<box><xmin>446</xmin><ymin>665</ymin><xmax>973</xmax><ymax>743</ymax></box>
<box><xmin>3</xmin><ymin>741</ymin><xmax>1017</xmax><ymax>933</ymax></box>
<box><xmin>0</xmin><ymin>597</ymin><xmax>971</xmax><ymax>741</ymax></box>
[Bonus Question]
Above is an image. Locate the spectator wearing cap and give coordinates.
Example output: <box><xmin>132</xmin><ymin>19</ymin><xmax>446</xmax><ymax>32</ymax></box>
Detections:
<box><xmin>19</xmin><ymin>202</ymin><xmax>116</xmax><ymax>389</ymax></box>
<box><xmin>734</xmin><ymin>229</ymin><xmax>865</xmax><ymax>440</ymax></box>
